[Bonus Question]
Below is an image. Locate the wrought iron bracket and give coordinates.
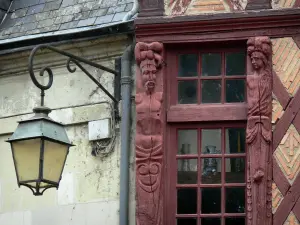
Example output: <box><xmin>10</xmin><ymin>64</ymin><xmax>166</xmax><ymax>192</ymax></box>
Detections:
<box><xmin>28</xmin><ymin>44</ymin><xmax>121</xmax><ymax>119</ymax></box>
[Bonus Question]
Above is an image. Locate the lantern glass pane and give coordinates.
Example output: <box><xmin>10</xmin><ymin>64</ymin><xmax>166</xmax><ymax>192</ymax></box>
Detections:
<box><xmin>43</xmin><ymin>140</ymin><xmax>69</xmax><ymax>183</ymax></box>
<box><xmin>12</xmin><ymin>138</ymin><xmax>41</xmax><ymax>182</ymax></box>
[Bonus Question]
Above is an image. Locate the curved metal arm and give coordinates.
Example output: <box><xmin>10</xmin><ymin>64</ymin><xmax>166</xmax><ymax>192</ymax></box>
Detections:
<box><xmin>28</xmin><ymin>44</ymin><xmax>119</xmax><ymax>107</ymax></box>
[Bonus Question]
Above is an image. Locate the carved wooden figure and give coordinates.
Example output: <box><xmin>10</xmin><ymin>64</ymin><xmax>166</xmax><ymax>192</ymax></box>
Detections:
<box><xmin>135</xmin><ymin>42</ymin><xmax>164</xmax><ymax>225</ymax></box>
<box><xmin>246</xmin><ymin>37</ymin><xmax>273</xmax><ymax>225</ymax></box>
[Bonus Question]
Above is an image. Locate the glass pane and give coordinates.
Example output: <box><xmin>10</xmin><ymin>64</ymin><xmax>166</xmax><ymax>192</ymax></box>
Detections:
<box><xmin>179</xmin><ymin>54</ymin><xmax>198</xmax><ymax>77</ymax></box>
<box><xmin>12</xmin><ymin>138</ymin><xmax>41</xmax><ymax>182</ymax></box>
<box><xmin>202</xmin><ymin>218</ymin><xmax>221</xmax><ymax>225</ymax></box>
<box><xmin>225</xmin><ymin>158</ymin><xmax>245</xmax><ymax>183</ymax></box>
<box><xmin>178</xmin><ymin>81</ymin><xmax>198</xmax><ymax>104</ymax></box>
<box><xmin>178</xmin><ymin>130</ymin><xmax>198</xmax><ymax>155</ymax></box>
<box><xmin>201</xmin><ymin>158</ymin><xmax>221</xmax><ymax>184</ymax></box>
<box><xmin>202</xmin><ymin>53</ymin><xmax>222</xmax><ymax>76</ymax></box>
<box><xmin>226</xmin><ymin>52</ymin><xmax>246</xmax><ymax>76</ymax></box>
<box><xmin>201</xmin><ymin>188</ymin><xmax>221</xmax><ymax>213</ymax></box>
<box><xmin>177</xmin><ymin>218</ymin><xmax>197</xmax><ymax>225</ymax></box>
<box><xmin>201</xmin><ymin>80</ymin><xmax>221</xmax><ymax>103</ymax></box>
<box><xmin>177</xmin><ymin>188</ymin><xmax>197</xmax><ymax>214</ymax></box>
<box><xmin>43</xmin><ymin>140</ymin><xmax>69</xmax><ymax>183</ymax></box>
<box><xmin>201</xmin><ymin>129</ymin><xmax>221</xmax><ymax>154</ymax></box>
<box><xmin>225</xmin><ymin>128</ymin><xmax>246</xmax><ymax>154</ymax></box>
<box><xmin>226</xmin><ymin>80</ymin><xmax>245</xmax><ymax>103</ymax></box>
<box><xmin>226</xmin><ymin>217</ymin><xmax>245</xmax><ymax>225</ymax></box>
<box><xmin>178</xmin><ymin>159</ymin><xmax>198</xmax><ymax>184</ymax></box>
<box><xmin>225</xmin><ymin>187</ymin><xmax>245</xmax><ymax>213</ymax></box>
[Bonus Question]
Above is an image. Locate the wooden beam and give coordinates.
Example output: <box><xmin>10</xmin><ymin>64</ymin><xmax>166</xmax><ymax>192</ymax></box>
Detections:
<box><xmin>273</xmin><ymin>174</ymin><xmax>300</xmax><ymax>225</ymax></box>
<box><xmin>273</xmin><ymin>158</ymin><xmax>290</xmax><ymax>196</ymax></box>
<box><xmin>167</xmin><ymin>104</ymin><xmax>247</xmax><ymax>122</ymax></box>
<box><xmin>273</xmin><ymin>88</ymin><xmax>300</xmax><ymax>152</ymax></box>
<box><xmin>138</xmin><ymin>0</ymin><xmax>164</xmax><ymax>17</ymax></box>
<box><xmin>273</xmin><ymin>71</ymin><xmax>292</xmax><ymax>110</ymax></box>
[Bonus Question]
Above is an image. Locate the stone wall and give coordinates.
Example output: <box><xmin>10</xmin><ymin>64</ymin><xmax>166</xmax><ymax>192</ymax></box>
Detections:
<box><xmin>0</xmin><ymin>35</ymin><xmax>136</xmax><ymax>225</ymax></box>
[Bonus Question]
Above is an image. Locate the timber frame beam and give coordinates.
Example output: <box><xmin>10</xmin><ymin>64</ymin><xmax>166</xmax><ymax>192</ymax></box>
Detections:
<box><xmin>135</xmin><ymin>8</ymin><xmax>300</xmax><ymax>43</ymax></box>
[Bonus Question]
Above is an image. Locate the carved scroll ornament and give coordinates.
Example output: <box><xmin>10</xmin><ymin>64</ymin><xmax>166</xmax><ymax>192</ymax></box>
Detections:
<box><xmin>246</xmin><ymin>37</ymin><xmax>273</xmax><ymax>225</ymax></box>
<box><xmin>135</xmin><ymin>42</ymin><xmax>164</xmax><ymax>225</ymax></box>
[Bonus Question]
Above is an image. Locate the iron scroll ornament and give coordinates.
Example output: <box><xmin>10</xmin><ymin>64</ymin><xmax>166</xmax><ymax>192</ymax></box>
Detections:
<box><xmin>28</xmin><ymin>44</ymin><xmax>120</xmax><ymax>117</ymax></box>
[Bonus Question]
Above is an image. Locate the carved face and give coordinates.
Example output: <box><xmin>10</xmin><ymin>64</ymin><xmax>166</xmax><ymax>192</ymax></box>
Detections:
<box><xmin>141</xmin><ymin>63</ymin><xmax>157</xmax><ymax>93</ymax></box>
<box><xmin>250</xmin><ymin>52</ymin><xmax>265</xmax><ymax>71</ymax></box>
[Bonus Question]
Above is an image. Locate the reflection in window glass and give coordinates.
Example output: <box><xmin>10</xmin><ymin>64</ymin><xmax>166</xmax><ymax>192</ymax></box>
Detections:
<box><xmin>177</xmin><ymin>218</ymin><xmax>197</xmax><ymax>225</ymax></box>
<box><xmin>177</xmin><ymin>188</ymin><xmax>197</xmax><ymax>214</ymax></box>
<box><xmin>179</xmin><ymin>54</ymin><xmax>198</xmax><ymax>77</ymax></box>
<box><xmin>226</xmin><ymin>128</ymin><xmax>246</xmax><ymax>154</ymax></box>
<box><xmin>225</xmin><ymin>187</ymin><xmax>245</xmax><ymax>213</ymax></box>
<box><xmin>202</xmin><ymin>218</ymin><xmax>221</xmax><ymax>225</ymax></box>
<box><xmin>178</xmin><ymin>159</ymin><xmax>198</xmax><ymax>184</ymax></box>
<box><xmin>201</xmin><ymin>129</ymin><xmax>221</xmax><ymax>154</ymax></box>
<box><xmin>201</xmin><ymin>80</ymin><xmax>221</xmax><ymax>103</ymax></box>
<box><xmin>201</xmin><ymin>188</ymin><xmax>221</xmax><ymax>213</ymax></box>
<box><xmin>178</xmin><ymin>130</ymin><xmax>198</xmax><ymax>155</ymax></box>
<box><xmin>202</xmin><ymin>53</ymin><xmax>222</xmax><ymax>76</ymax></box>
<box><xmin>226</xmin><ymin>80</ymin><xmax>245</xmax><ymax>103</ymax></box>
<box><xmin>226</xmin><ymin>52</ymin><xmax>246</xmax><ymax>76</ymax></box>
<box><xmin>225</xmin><ymin>158</ymin><xmax>245</xmax><ymax>183</ymax></box>
<box><xmin>178</xmin><ymin>81</ymin><xmax>198</xmax><ymax>104</ymax></box>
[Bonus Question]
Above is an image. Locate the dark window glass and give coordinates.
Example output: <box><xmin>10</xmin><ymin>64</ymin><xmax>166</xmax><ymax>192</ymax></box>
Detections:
<box><xmin>226</xmin><ymin>52</ymin><xmax>246</xmax><ymax>76</ymax></box>
<box><xmin>179</xmin><ymin>54</ymin><xmax>198</xmax><ymax>77</ymax></box>
<box><xmin>178</xmin><ymin>159</ymin><xmax>198</xmax><ymax>184</ymax></box>
<box><xmin>177</xmin><ymin>218</ymin><xmax>197</xmax><ymax>225</ymax></box>
<box><xmin>202</xmin><ymin>218</ymin><xmax>221</xmax><ymax>225</ymax></box>
<box><xmin>202</xmin><ymin>53</ymin><xmax>222</xmax><ymax>76</ymax></box>
<box><xmin>178</xmin><ymin>81</ymin><xmax>198</xmax><ymax>104</ymax></box>
<box><xmin>201</xmin><ymin>188</ymin><xmax>221</xmax><ymax>213</ymax></box>
<box><xmin>178</xmin><ymin>130</ymin><xmax>198</xmax><ymax>155</ymax></box>
<box><xmin>225</xmin><ymin>128</ymin><xmax>246</xmax><ymax>154</ymax></box>
<box><xmin>225</xmin><ymin>158</ymin><xmax>245</xmax><ymax>183</ymax></box>
<box><xmin>226</xmin><ymin>217</ymin><xmax>245</xmax><ymax>225</ymax></box>
<box><xmin>225</xmin><ymin>187</ymin><xmax>245</xmax><ymax>213</ymax></box>
<box><xmin>201</xmin><ymin>80</ymin><xmax>221</xmax><ymax>103</ymax></box>
<box><xmin>226</xmin><ymin>80</ymin><xmax>245</xmax><ymax>103</ymax></box>
<box><xmin>177</xmin><ymin>188</ymin><xmax>197</xmax><ymax>214</ymax></box>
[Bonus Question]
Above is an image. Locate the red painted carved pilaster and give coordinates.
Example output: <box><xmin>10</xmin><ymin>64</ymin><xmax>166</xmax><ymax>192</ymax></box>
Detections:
<box><xmin>246</xmin><ymin>37</ymin><xmax>273</xmax><ymax>225</ymax></box>
<box><xmin>135</xmin><ymin>42</ymin><xmax>164</xmax><ymax>225</ymax></box>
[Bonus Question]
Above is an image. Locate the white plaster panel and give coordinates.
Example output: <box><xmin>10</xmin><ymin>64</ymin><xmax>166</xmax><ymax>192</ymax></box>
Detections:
<box><xmin>57</xmin><ymin>172</ymin><xmax>75</xmax><ymax>205</ymax></box>
<box><xmin>0</xmin><ymin>211</ymin><xmax>32</xmax><ymax>225</ymax></box>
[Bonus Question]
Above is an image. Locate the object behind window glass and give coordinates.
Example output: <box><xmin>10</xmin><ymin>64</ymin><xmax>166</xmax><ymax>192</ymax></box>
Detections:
<box><xmin>202</xmin><ymin>145</ymin><xmax>220</xmax><ymax>177</ymax></box>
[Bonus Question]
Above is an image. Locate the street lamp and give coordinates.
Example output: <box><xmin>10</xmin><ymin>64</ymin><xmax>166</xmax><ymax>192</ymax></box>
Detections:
<box><xmin>6</xmin><ymin>44</ymin><xmax>120</xmax><ymax>196</ymax></box>
<box><xmin>6</xmin><ymin>106</ymin><xmax>73</xmax><ymax>196</ymax></box>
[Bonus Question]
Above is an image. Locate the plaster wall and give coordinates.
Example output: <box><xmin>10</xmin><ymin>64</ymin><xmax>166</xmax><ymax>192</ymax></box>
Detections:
<box><xmin>0</xmin><ymin>35</ymin><xmax>136</xmax><ymax>225</ymax></box>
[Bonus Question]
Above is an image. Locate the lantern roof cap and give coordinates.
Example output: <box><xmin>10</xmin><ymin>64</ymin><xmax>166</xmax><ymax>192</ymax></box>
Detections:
<box><xmin>7</xmin><ymin>107</ymin><xmax>73</xmax><ymax>146</ymax></box>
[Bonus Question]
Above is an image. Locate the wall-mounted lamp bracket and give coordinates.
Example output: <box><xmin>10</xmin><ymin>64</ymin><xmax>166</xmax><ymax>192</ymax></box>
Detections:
<box><xmin>28</xmin><ymin>44</ymin><xmax>121</xmax><ymax>119</ymax></box>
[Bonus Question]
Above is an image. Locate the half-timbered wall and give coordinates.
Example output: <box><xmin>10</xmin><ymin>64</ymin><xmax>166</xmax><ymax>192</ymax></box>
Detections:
<box><xmin>165</xmin><ymin>0</ymin><xmax>300</xmax><ymax>16</ymax></box>
<box><xmin>272</xmin><ymin>36</ymin><xmax>300</xmax><ymax>225</ymax></box>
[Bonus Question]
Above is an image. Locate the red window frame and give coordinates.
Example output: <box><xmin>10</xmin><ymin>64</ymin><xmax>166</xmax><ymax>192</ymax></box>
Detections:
<box><xmin>164</xmin><ymin>43</ymin><xmax>249</xmax><ymax>225</ymax></box>
<box><xmin>166</xmin><ymin>122</ymin><xmax>247</xmax><ymax>225</ymax></box>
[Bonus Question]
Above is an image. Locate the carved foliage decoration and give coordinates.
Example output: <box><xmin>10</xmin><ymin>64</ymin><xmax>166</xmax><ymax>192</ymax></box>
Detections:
<box><xmin>246</xmin><ymin>36</ymin><xmax>273</xmax><ymax>225</ymax></box>
<box><xmin>135</xmin><ymin>42</ymin><xmax>164</xmax><ymax>225</ymax></box>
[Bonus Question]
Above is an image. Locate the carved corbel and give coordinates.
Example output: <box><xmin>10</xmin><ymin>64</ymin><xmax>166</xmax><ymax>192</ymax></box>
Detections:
<box><xmin>246</xmin><ymin>36</ymin><xmax>273</xmax><ymax>225</ymax></box>
<box><xmin>135</xmin><ymin>42</ymin><xmax>164</xmax><ymax>225</ymax></box>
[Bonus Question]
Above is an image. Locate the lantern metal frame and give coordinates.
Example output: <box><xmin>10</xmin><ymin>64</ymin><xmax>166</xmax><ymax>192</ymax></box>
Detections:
<box><xmin>6</xmin><ymin>44</ymin><xmax>120</xmax><ymax>196</ymax></box>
